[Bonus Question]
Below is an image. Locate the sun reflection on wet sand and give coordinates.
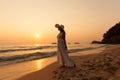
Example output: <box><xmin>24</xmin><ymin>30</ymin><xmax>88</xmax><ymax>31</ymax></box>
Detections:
<box><xmin>36</xmin><ymin>59</ymin><xmax>44</xmax><ymax>69</ymax></box>
<box><xmin>35</xmin><ymin>57</ymin><xmax>57</xmax><ymax>70</ymax></box>
<box><xmin>0</xmin><ymin>56</ymin><xmax>57</xmax><ymax>80</ymax></box>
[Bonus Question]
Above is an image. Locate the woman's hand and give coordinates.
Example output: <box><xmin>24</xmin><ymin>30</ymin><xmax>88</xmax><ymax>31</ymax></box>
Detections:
<box><xmin>62</xmin><ymin>32</ymin><xmax>68</xmax><ymax>50</ymax></box>
<box><xmin>65</xmin><ymin>45</ymin><xmax>68</xmax><ymax>50</ymax></box>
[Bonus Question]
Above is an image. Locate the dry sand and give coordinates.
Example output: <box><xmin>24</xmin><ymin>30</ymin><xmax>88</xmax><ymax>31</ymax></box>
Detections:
<box><xmin>51</xmin><ymin>45</ymin><xmax>120</xmax><ymax>80</ymax></box>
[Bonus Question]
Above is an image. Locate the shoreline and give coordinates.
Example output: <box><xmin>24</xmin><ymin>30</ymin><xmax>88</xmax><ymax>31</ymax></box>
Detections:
<box><xmin>0</xmin><ymin>44</ymin><xmax>106</xmax><ymax>66</ymax></box>
<box><xmin>0</xmin><ymin>44</ymin><xmax>114</xmax><ymax>80</ymax></box>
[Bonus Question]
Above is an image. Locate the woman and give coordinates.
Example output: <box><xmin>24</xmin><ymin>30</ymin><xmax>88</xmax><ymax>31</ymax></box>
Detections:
<box><xmin>55</xmin><ymin>24</ymin><xmax>76</xmax><ymax>68</ymax></box>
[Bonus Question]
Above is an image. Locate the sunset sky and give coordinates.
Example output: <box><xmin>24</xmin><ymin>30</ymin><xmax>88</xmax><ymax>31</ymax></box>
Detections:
<box><xmin>0</xmin><ymin>0</ymin><xmax>120</xmax><ymax>45</ymax></box>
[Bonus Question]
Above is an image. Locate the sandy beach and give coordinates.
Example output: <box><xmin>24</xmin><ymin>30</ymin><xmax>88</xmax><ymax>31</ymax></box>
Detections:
<box><xmin>0</xmin><ymin>45</ymin><xmax>120</xmax><ymax>80</ymax></box>
<box><xmin>1</xmin><ymin>0</ymin><xmax>120</xmax><ymax>80</ymax></box>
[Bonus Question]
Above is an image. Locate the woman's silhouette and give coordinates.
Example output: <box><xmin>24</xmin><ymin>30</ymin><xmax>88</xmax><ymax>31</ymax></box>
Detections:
<box><xmin>55</xmin><ymin>24</ymin><xmax>76</xmax><ymax>68</ymax></box>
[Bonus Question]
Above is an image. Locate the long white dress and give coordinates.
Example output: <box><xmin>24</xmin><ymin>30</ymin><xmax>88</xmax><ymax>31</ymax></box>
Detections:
<box><xmin>57</xmin><ymin>32</ymin><xmax>75</xmax><ymax>67</ymax></box>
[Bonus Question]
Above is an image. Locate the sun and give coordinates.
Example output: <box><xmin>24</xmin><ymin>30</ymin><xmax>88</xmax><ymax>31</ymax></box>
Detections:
<box><xmin>35</xmin><ymin>33</ymin><xmax>40</xmax><ymax>38</ymax></box>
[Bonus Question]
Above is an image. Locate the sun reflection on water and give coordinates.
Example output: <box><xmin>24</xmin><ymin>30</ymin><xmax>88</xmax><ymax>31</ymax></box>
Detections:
<box><xmin>35</xmin><ymin>44</ymin><xmax>40</xmax><ymax>46</ymax></box>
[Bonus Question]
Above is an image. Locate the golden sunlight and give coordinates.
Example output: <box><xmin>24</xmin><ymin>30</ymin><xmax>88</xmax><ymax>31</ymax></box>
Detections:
<box><xmin>35</xmin><ymin>33</ymin><xmax>40</xmax><ymax>38</ymax></box>
<box><xmin>35</xmin><ymin>44</ymin><xmax>40</xmax><ymax>46</ymax></box>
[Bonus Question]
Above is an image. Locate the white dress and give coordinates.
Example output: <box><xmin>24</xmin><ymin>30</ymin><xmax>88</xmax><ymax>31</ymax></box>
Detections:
<box><xmin>57</xmin><ymin>32</ymin><xmax>75</xmax><ymax>67</ymax></box>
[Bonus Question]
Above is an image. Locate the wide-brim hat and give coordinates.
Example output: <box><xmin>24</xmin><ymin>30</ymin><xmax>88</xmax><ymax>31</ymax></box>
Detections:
<box><xmin>55</xmin><ymin>24</ymin><xmax>64</xmax><ymax>29</ymax></box>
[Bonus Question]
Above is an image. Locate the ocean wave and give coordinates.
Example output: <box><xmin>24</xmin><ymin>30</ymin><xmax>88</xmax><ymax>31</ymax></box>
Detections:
<box><xmin>68</xmin><ymin>45</ymin><xmax>106</xmax><ymax>53</ymax></box>
<box><xmin>0</xmin><ymin>45</ymin><xmax>107</xmax><ymax>66</ymax></box>
<box><xmin>0</xmin><ymin>46</ymin><xmax>56</xmax><ymax>53</ymax></box>
<box><xmin>0</xmin><ymin>51</ymin><xmax>56</xmax><ymax>62</ymax></box>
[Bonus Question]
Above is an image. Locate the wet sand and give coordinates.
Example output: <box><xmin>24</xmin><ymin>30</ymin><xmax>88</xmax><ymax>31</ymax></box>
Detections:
<box><xmin>0</xmin><ymin>56</ymin><xmax>56</xmax><ymax>80</ymax></box>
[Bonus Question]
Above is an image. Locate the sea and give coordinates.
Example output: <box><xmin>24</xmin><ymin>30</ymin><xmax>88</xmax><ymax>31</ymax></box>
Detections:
<box><xmin>0</xmin><ymin>44</ymin><xmax>106</xmax><ymax>66</ymax></box>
